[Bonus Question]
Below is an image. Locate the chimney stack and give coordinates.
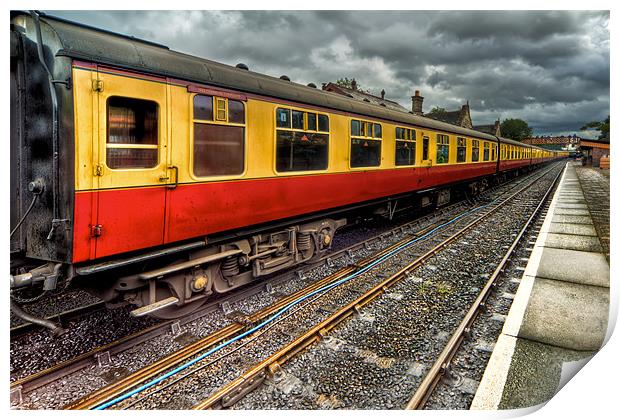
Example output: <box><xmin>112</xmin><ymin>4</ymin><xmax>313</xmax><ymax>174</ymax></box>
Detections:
<box><xmin>411</xmin><ymin>90</ymin><xmax>424</xmax><ymax>115</ymax></box>
<box><xmin>381</xmin><ymin>89</ymin><xmax>385</xmax><ymax>99</ymax></box>
<box><xmin>351</xmin><ymin>78</ymin><xmax>357</xmax><ymax>91</ymax></box>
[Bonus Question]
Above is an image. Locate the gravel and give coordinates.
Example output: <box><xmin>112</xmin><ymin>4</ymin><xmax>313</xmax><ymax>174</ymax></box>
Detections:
<box><xmin>11</xmin><ymin>164</ymin><xmax>561</xmax><ymax>410</ymax></box>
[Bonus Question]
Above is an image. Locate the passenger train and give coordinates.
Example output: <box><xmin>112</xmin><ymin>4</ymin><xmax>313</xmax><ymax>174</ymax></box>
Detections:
<box><xmin>9</xmin><ymin>12</ymin><xmax>566</xmax><ymax>325</ymax></box>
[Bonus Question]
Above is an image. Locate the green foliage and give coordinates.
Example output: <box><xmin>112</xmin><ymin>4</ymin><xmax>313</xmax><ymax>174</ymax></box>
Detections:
<box><xmin>418</xmin><ymin>280</ymin><xmax>433</xmax><ymax>296</ymax></box>
<box><xmin>500</xmin><ymin>118</ymin><xmax>533</xmax><ymax>141</ymax></box>
<box><xmin>334</xmin><ymin>77</ymin><xmax>370</xmax><ymax>93</ymax></box>
<box><xmin>581</xmin><ymin>115</ymin><xmax>610</xmax><ymax>141</ymax></box>
<box><xmin>436</xmin><ymin>282</ymin><xmax>453</xmax><ymax>297</ymax></box>
<box><xmin>426</xmin><ymin>106</ymin><xmax>447</xmax><ymax>118</ymax></box>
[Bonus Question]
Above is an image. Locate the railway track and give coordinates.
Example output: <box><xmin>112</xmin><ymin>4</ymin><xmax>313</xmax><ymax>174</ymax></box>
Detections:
<box><xmin>405</xmin><ymin>163</ymin><xmax>564</xmax><ymax>409</ymax></box>
<box><xmin>50</xmin><ymin>163</ymin><xmax>562</xmax><ymax>410</ymax></box>
<box><xmin>11</xmin><ymin>181</ymin><xmax>488</xmax><ymax>406</ymax></box>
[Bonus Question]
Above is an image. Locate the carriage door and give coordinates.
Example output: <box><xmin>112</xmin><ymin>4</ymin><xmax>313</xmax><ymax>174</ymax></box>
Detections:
<box><xmin>422</xmin><ymin>136</ymin><xmax>430</xmax><ymax>162</ymax></box>
<box><xmin>93</xmin><ymin>67</ymin><xmax>171</xmax><ymax>258</ymax></box>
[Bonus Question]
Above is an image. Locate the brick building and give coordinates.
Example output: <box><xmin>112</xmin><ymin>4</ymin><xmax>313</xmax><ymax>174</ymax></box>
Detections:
<box><xmin>580</xmin><ymin>138</ymin><xmax>610</xmax><ymax>167</ymax></box>
<box><xmin>522</xmin><ymin>134</ymin><xmax>582</xmax><ymax>148</ymax></box>
<box><xmin>424</xmin><ymin>102</ymin><xmax>474</xmax><ymax>129</ymax></box>
<box><xmin>473</xmin><ymin>120</ymin><xmax>502</xmax><ymax>137</ymax></box>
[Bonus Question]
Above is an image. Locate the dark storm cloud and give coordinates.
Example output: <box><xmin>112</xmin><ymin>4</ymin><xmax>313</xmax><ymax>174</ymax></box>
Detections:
<box><xmin>47</xmin><ymin>10</ymin><xmax>609</xmax><ymax>135</ymax></box>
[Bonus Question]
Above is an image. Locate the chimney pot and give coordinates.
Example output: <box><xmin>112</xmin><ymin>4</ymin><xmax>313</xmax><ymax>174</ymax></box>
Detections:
<box><xmin>381</xmin><ymin>89</ymin><xmax>385</xmax><ymax>99</ymax></box>
<box><xmin>411</xmin><ymin>90</ymin><xmax>424</xmax><ymax>116</ymax></box>
<box><xmin>351</xmin><ymin>78</ymin><xmax>357</xmax><ymax>90</ymax></box>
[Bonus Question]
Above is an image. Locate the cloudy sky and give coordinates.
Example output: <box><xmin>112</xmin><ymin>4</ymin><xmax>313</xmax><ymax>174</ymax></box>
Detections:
<box><xmin>49</xmin><ymin>10</ymin><xmax>609</xmax><ymax>137</ymax></box>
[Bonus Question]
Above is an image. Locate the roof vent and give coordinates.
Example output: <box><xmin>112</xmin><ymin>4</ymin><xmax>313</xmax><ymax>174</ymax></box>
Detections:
<box><xmin>236</xmin><ymin>63</ymin><xmax>249</xmax><ymax>70</ymax></box>
<box><xmin>380</xmin><ymin>103</ymin><xmax>386</xmax><ymax>107</ymax></box>
<box><xmin>307</xmin><ymin>82</ymin><xmax>317</xmax><ymax>88</ymax></box>
<box><xmin>363</xmin><ymin>98</ymin><xmax>370</xmax><ymax>102</ymax></box>
<box><xmin>280</xmin><ymin>75</ymin><xmax>291</xmax><ymax>81</ymax></box>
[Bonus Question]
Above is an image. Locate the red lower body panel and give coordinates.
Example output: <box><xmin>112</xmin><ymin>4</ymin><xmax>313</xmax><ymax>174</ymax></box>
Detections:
<box><xmin>73</xmin><ymin>163</ymin><xmax>497</xmax><ymax>263</ymax></box>
<box><xmin>499</xmin><ymin>159</ymin><xmax>530</xmax><ymax>172</ymax></box>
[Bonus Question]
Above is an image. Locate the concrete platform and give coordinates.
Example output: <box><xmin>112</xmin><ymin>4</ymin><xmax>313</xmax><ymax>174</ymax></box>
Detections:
<box><xmin>471</xmin><ymin>162</ymin><xmax>610</xmax><ymax>410</ymax></box>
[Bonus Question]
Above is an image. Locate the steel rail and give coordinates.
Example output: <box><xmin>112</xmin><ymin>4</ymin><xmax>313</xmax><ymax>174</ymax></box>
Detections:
<box><xmin>405</xmin><ymin>163</ymin><xmax>565</xmax><ymax>410</ymax></box>
<box><xmin>65</xmin><ymin>222</ymin><xmax>440</xmax><ymax>410</ymax></box>
<box><xmin>191</xmin><ymin>163</ymin><xmax>563</xmax><ymax>410</ymax></box>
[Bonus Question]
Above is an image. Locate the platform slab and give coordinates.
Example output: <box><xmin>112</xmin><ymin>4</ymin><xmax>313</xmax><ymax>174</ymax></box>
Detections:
<box><xmin>542</xmin><ymin>232</ymin><xmax>602</xmax><ymax>252</ymax></box>
<box><xmin>545</xmin><ymin>222</ymin><xmax>598</xmax><ymax>236</ymax></box>
<box><xmin>534</xmin><ymin>247</ymin><xmax>609</xmax><ymax>287</ymax></box>
<box><xmin>497</xmin><ymin>339</ymin><xmax>594</xmax><ymax>409</ymax></box>
<box><xmin>550</xmin><ymin>214</ymin><xmax>593</xmax><ymax>225</ymax></box>
<box><xmin>518</xmin><ymin>277</ymin><xmax>608</xmax><ymax>351</ymax></box>
<box><xmin>552</xmin><ymin>208</ymin><xmax>591</xmax><ymax>216</ymax></box>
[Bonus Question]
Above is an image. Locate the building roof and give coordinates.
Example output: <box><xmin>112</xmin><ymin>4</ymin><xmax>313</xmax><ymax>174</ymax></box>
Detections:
<box><xmin>581</xmin><ymin>138</ymin><xmax>610</xmax><ymax>145</ymax></box>
<box><xmin>322</xmin><ymin>82</ymin><xmax>409</xmax><ymax>113</ymax></box>
<box><xmin>424</xmin><ymin>104</ymin><xmax>473</xmax><ymax>130</ymax></box>
<box><xmin>426</xmin><ymin>110</ymin><xmax>461</xmax><ymax>125</ymax></box>
<box><xmin>473</xmin><ymin>124</ymin><xmax>495</xmax><ymax>134</ymax></box>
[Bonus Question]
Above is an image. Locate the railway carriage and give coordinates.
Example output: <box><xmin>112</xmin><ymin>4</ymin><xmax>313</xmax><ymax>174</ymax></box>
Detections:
<box><xmin>10</xmin><ymin>12</ymin><xmax>565</xmax><ymax>325</ymax></box>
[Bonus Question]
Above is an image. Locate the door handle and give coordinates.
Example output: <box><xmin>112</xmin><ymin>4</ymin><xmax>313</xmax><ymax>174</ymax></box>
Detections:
<box><xmin>167</xmin><ymin>165</ymin><xmax>179</xmax><ymax>189</ymax></box>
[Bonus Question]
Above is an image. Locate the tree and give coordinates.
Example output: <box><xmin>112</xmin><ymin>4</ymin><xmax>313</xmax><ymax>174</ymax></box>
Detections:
<box><xmin>500</xmin><ymin>118</ymin><xmax>533</xmax><ymax>141</ymax></box>
<box><xmin>334</xmin><ymin>77</ymin><xmax>370</xmax><ymax>93</ymax></box>
<box><xmin>581</xmin><ymin>115</ymin><xmax>610</xmax><ymax>141</ymax></box>
<box><xmin>425</xmin><ymin>106</ymin><xmax>447</xmax><ymax>119</ymax></box>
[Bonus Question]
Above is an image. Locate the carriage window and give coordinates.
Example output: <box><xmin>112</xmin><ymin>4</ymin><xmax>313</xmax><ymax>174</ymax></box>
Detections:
<box><xmin>193</xmin><ymin>94</ymin><xmax>245</xmax><ymax>177</ymax></box>
<box><xmin>396</xmin><ymin>127</ymin><xmax>416</xmax><ymax>166</ymax></box>
<box><xmin>276</xmin><ymin>108</ymin><xmax>291</xmax><ymax>128</ymax></box>
<box><xmin>374</xmin><ymin>123</ymin><xmax>382</xmax><ymax>139</ymax></box>
<box><xmin>350</xmin><ymin>119</ymin><xmax>382</xmax><ymax>168</ymax></box>
<box><xmin>456</xmin><ymin>137</ymin><xmax>466</xmax><ymax>163</ymax></box>
<box><xmin>483</xmin><ymin>142</ymin><xmax>490</xmax><ymax>161</ymax></box>
<box><xmin>194</xmin><ymin>95</ymin><xmax>213</xmax><ymax>121</ymax></box>
<box><xmin>436</xmin><ymin>134</ymin><xmax>450</xmax><ymax>164</ymax></box>
<box><xmin>228</xmin><ymin>100</ymin><xmax>245</xmax><ymax>124</ymax></box>
<box><xmin>307</xmin><ymin>113</ymin><xmax>317</xmax><ymax>131</ymax></box>
<box><xmin>292</xmin><ymin>110</ymin><xmax>304</xmax><ymax>130</ymax></box>
<box><xmin>318</xmin><ymin>114</ymin><xmax>329</xmax><ymax>132</ymax></box>
<box><xmin>472</xmin><ymin>140</ymin><xmax>480</xmax><ymax>162</ymax></box>
<box><xmin>106</xmin><ymin>97</ymin><xmax>159</xmax><ymax>169</ymax></box>
<box><xmin>215</xmin><ymin>98</ymin><xmax>227</xmax><ymax>121</ymax></box>
<box><xmin>276</xmin><ymin>107</ymin><xmax>329</xmax><ymax>172</ymax></box>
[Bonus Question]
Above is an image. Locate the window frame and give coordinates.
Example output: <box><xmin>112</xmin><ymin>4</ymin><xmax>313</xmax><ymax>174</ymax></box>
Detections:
<box><xmin>273</xmin><ymin>105</ymin><xmax>331</xmax><ymax>174</ymax></box>
<box><xmin>395</xmin><ymin>126</ymin><xmax>417</xmax><ymax>167</ymax></box>
<box><xmin>349</xmin><ymin>118</ymin><xmax>383</xmax><ymax>169</ymax></box>
<box><xmin>483</xmin><ymin>142</ymin><xmax>490</xmax><ymax>161</ymax></box>
<box><xmin>456</xmin><ymin>137</ymin><xmax>467</xmax><ymax>163</ymax></box>
<box><xmin>189</xmin><ymin>93</ymin><xmax>248</xmax><ymax>180</ymax></box>
<box><xmin>435</xmin><ymin>134</ymin><xmax>451</xmax><ymax>165</ymax></box>
<box><xmin>105</xmin><ymin>95</ymin><xmax>161</xmax><ymax>171</ymax></box>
